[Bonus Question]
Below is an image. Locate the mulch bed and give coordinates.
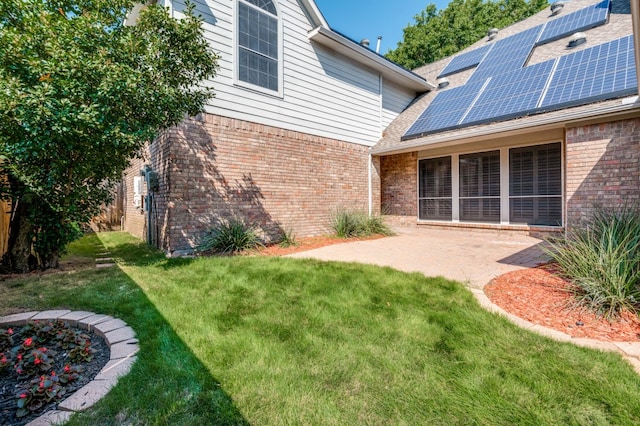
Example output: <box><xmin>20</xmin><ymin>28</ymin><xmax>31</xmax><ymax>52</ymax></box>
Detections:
<box><xmin>0</xmin><ymin>325</ymin><xmax>110</xmax><ymax>426</ymax></box>
<box><xmin>248</xmin><ymin>234</ymin><xmax>385</xmax><ymax>257</ymax></box>
<box><xmin>485</xmin><ymin>265</ymin><xmax>640</xmax><ymax>342</ymax></box>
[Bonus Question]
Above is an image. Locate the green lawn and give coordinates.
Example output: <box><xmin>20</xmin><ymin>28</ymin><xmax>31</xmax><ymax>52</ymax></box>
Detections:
<box><xmin>1</xmin><ymin>232</ymin><xmax>639</xmax><ymax>425</ymax></box>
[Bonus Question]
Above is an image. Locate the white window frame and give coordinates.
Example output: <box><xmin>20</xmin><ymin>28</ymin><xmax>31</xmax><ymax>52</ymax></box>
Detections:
<box><xmin>416</xmin><ymin>140</ymin><xmax>565</xmax><ymax>227</ymax></box>
<box><xmin>233</xmin><ymin>0</ymin><xmax>284</xmax><ymax>98</ymax></box>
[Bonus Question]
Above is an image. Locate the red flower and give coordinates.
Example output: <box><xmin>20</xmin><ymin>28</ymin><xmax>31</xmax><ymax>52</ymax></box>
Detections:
<box><xmin>34</xmin><ymin>358</ymin><xmax>41</xmax><ymax>365</ymax></box>
<box><xmin>51</xmin><ymin>371</ymin><xmax>56</xmax><ymax>376</ymax></box>
<box><xmin>39</xmin><ymin>347</ymin><xmax>47</xmax><ymax>352</ymax></box>
<box><xmin>7</xmin><ymin>328</ymin><xmax>13</xmax><ymax>334</ymax></box>
<box><xmin>16</xmin><ymin>368</ymin><xmax>22</xmax><ymax>374</ymax></box>
<box><xmin>1</xmin><ymin>357</ymin><xmax>6</xmax><ymax>363</ymax></box>
<box><xmin>24</xmin><ymin>337</ymin><xmax>33</xmax><ymax>346</ymax></box>
<box><xmin>19</xmin><ymin>393</ymin><xmax>26</xmax><ymax>398</ymax></box>
<box><xmin>17</xmin><ymin>354</ymin><xmax>22</xmax><ymax>360</ymax></box>
<box><xmin>63</xmin><ymin>365</ymin><xmax>70</xmax><ymax>373</ymax></box>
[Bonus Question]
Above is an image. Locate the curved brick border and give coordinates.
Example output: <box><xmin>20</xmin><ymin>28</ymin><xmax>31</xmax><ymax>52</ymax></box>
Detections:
<box><xmin>472</xmin><ymin>289</ymin><xmax>640</xmax><ymax>376</ymax></box>
<box><xmin>0</xmin><ymin>310</ymin><xmax>138</xmax><ymax>426</ymax></box>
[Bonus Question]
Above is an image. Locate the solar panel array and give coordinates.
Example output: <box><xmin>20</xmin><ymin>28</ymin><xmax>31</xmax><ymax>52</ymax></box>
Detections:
<box><xmin>467</xmin><ymin>26</ymin><xmax>542</xmax><ymax>84</ymax></box>
<box><xmin>538</xmin><ymin>0</ymin><xmax>610</xmax><ymax>45</ymax></box>
<box><xmin>541</xmin><ymin>34</ymin><xmax>637</xmax><ymax>108</ymax></box>
<box><xmin>438</xmin><ymin>45</ymin><xmax>493</xmax><ymax>78</ymax></box>
<box><xmin>403</xmin><ymin>80</ymin><xmax>488</xmax><ymax>137</ymax></box>
<box><xmin>402</xmin><ymin>0</ymin><xmax>633</xmax><ymax>140</ymax></box>
<box><xmin>462</xmin><ymin>60</ymin><xmax>556</xmax><ymax>125</ymax></box>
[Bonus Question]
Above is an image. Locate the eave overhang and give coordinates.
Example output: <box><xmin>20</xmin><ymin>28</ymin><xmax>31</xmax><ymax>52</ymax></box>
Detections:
<box><xmin>308</xmin><ymin>26</ymin><xmax>434</xmax><ymax>92</ymax></box>
<box><xmin>371</xmin><ymin>97</ymin><xmax>640</xmax><ymax>156</ymax></box>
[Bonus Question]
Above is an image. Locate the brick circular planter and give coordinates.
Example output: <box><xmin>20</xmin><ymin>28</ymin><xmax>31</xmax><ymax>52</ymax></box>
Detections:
<box><xmin>0</xmin><ymin>310</ymin><xmax>138</xmax><ymax>426</ymax></box>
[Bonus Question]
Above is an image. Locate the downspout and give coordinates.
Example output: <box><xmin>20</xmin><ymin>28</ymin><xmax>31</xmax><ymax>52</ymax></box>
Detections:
<box><xmin>370</xmin><ymin>74</ymin><xmax>383</xmax><ymax>216</ymax></box>
<box><xmin>368</xmin><ymin>152</ymin><xmax>373</xmax><ymax>216</ymax></box>
<box><xmin>632</xmin><ymin>0</ymin><xmax>640</xmax><ymax>93</ymax></box>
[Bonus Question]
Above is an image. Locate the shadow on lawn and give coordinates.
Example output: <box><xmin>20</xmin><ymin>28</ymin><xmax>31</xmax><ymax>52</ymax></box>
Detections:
<box><xmin>15</xmin><ymin>237</ymin><xmax>249</xmax><ymax>425</ymax></box>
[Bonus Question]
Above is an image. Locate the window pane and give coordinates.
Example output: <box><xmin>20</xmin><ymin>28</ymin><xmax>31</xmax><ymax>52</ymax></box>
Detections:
<box><xmin>239</xmin><ymin>48</ymin><xmax>278</xmax><ymax>91</ymax></box>
<box><xmin>510</xmin><ymin>197</ymin><xmax>562</xmax><ymax>226</ymax></box>
<box><xmin>238</xmin><ymin>2</ymin><xmax>278</xmax><ymax>91</ymax></box>
<box><xmin>418</xmin><ymin>157</ymin><xmax>452</xmax><ymax>221</ymax></box>
<box><xmin>244</xmin><ymin>0</ymin><xmax>277</xmax><ymax>15</ymax></box>
<box><xmin>419</xmin><ymin>157</ymin><xmax>451</xmax><ymax>198</ymax></box>
<box><xmin>460</xmin><ymin>198</ymin><xmax>500</xmax><ymax>222</ymax></box>
<box><xmin>419</xmin><ymin>199</ymin><xmax>452</xmax><ymax>221</ymax></box>
<box><xmin>459</xmin><ymin>151</ymin><xmax>500</xmax><ymax>223</ymax></box>
<box><xmin>459</xmin><ymin>151</ymin><xmax>500</xmax><ymax>197</ymax></box>
<box><xmin>509</xmin><ymin>143</ymin><xmax>562</xmax><ymax>225</ymax></box>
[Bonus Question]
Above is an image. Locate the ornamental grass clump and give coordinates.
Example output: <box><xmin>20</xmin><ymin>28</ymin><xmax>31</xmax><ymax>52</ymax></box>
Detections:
<box><xmin>330</xmin><ymin>208</ymin><xmax>393</xmax><ymax>238</ymax></box>
<box><xmin>545</xmin><ymin>205</ymin><xmax>640</xmax><ymax>319</ymax></box>
<box><xmin>197</xmin><ymin>217</ymin><xmax>263</xmax><ymax>254</ymax></box>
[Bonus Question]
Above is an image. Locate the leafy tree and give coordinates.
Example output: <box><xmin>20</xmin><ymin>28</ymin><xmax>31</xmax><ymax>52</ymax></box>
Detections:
<box><xmin>0</xmin><ymin>0</ymin><xmax>219</xmax><ymax>272</ymax></box>
<box><xmin>386</xmin><ymin>0</ymin><xmax>549</xmax><ymax>69</ymax></box>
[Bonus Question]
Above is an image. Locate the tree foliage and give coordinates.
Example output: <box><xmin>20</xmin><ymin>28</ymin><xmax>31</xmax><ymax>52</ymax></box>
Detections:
<box><xmin>386</xmin><ymin>0</ymin><xmax>549</xmax><ymax>69</ymax></box>
<box><xmin>0</xmin><ymin>0</ymin><xmax>219</xmax><ymax>271</ymax></box>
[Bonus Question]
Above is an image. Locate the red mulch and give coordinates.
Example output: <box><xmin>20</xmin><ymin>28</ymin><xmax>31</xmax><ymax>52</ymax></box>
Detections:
<box><xmin>249</xmin><ymin>234</ymin><xmax>385</xmax><ymax>257</ymax></box>
<box><xmin>485</xmin><ymin>266</ymin><xmax>640</xmax><ymax>342</ymax></box>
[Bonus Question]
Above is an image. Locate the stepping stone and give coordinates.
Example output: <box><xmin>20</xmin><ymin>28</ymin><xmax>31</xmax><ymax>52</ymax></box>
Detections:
<box><xmin>96</xmin><ymin>263</ymin><xmax>116</xmax><ymax>268</ymax></box>
<box><xmin>95</xmin><ymin>257</ymin><xmax>113</xmax><ymax>263</ymax></box>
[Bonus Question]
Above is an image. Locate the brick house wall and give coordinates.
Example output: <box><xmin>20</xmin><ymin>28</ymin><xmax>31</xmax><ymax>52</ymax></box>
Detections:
<box><xmin>377</xmin><ymin>116</ymin><xmax>640</xmax><ymax>230</ymax></box>
<box><xmin>122</xmin><ymin>113</ymin><xmax>375</xmax><ymax>254</ymax></box>
<box><xmin>565</xmin><ymin>117</ymin><xmax>640</xmax><ymax>227</ymax></box>
<box><xmin>380</xmin><ymin>152</ymin><xmax>417</xmax><ymax>218</ymax></box>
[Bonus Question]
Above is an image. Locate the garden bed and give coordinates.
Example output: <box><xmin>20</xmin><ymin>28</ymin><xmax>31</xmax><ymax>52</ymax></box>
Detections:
<box><xmin>485</xmin><ymin>265</ymin><xmax>640</xmax><ymax>342</ymax></box>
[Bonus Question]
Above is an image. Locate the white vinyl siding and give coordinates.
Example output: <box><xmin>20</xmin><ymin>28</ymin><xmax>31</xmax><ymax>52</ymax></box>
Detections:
<box><xmin>170</xmin><ymin>0</ymin><xmax>416</xmax><ymax>146</ymax></box>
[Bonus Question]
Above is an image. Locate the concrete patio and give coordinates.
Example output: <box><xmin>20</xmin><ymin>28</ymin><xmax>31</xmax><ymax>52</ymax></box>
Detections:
<box><xmin>287</xmin><ymin>226</ymin><xmax>551</xmax><ymax>289</ymax></box>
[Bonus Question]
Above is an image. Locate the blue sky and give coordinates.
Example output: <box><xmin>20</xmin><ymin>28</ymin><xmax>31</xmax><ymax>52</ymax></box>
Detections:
<box><xmin>314</xmin><ymin>0</ymin><xmax>451</xmax><ymax>54</ymax></box>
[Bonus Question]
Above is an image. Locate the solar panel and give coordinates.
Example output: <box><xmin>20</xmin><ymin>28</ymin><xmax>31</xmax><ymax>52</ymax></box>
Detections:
<box><xmin>540</xmin><ymin>34</ymin><xmax>637</xmax><ymax>108</ymax></box>
<box><xmin>537</xmin><ymin>0</ymin><xmax>610</xmax><ymax>45</ymax></box>
<box><xmin>403</xmin><ymin>80</ymin><xmax>488</xmax><ymax>139</ymax></box>
<box><xmin>462</xmin><ymin>59</ymin><xmax>556</xmax><ymax>126</ymax></box>
<box><xmin>467</xmin><ymin>25</ymin><xmax>542</xmax><ymax>84</ymax></box>
<box><xmin>438</xmin><ymin>44</ymin><xmax>493</xmax><ymax>77</ymax></box>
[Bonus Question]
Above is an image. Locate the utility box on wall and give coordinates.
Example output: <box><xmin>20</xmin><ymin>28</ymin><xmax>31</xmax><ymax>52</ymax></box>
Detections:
<box><xmin>133</xmin><ymin>176</ymin><xmax>143</xmax><ymax>209</ymax></box>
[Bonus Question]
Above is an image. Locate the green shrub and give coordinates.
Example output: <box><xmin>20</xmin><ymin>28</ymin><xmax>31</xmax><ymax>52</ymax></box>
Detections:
<box><xmin>278</xmin><ymin>228</ymin><xmax>297</xmax><ymax>248</ymax></box>
<box><xmin>197</xmin><ymin>217</ymin><xmax>263</xmax><ymax>254</ymax></box>
<box><xmin>330</xmin><ymin>208</ymin><xmax>393</xmax><ymax>238</ymax></box>
<box><xmin>545</xmin><ymin>205</ymin><xmax>640</xmax><ymax>319</ymax></box>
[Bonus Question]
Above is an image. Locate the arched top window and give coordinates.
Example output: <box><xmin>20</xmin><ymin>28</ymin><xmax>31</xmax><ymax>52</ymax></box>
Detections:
<box><xmin>237</xmin><ymin>0</ymin><xmax>280</xmax><ymax>92</ymax></box>
<box><xmin>244</xmin><ymin>0</ymin><xmax>277</xmax><ymax>15</ymax></box>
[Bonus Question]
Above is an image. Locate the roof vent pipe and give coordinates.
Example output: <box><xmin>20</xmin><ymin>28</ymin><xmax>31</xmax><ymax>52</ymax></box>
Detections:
<box><xmin>376</xmin><ymin>36</ymin><xmax>382</xmax><ymax>53</ymax></box>
<box><xmin>436</xmin><ymin>77</ymin><xmax>450</xmax><ymax>89</ymax></box>
<box><xmin>360</xmin><ymin>38</ymin><xmax>370</xmax><ymax>48</ymax></box>
<box><xmin>567</xmin><ymin>32</ymin><xmax>587</xmax><ymax>48</ymax></box>
<box><xmin>487</xmin><ymin>28</ymin><xmax>499</xmax><ymax>41</ymax></box>
<box><xmin>550</xmin><ymin>1</ymin><xmax>565</xmax><ymax>16</ymax></box>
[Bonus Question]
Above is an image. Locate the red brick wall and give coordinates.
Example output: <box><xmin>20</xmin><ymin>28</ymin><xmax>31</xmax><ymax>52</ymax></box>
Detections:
<box><xmin>565</xmin><ymin>117</ymin><xmax>640</xmax><ymax>226</ymax></box>
<box><xmin>122</xmin><ymin>114</ymin><xmax>374</xmax><ymax>254</ymax></box>
<box><xmin>379</xmin><ymin>152</ymin><xmax>417</xmax><ymax>217</ymax></box>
